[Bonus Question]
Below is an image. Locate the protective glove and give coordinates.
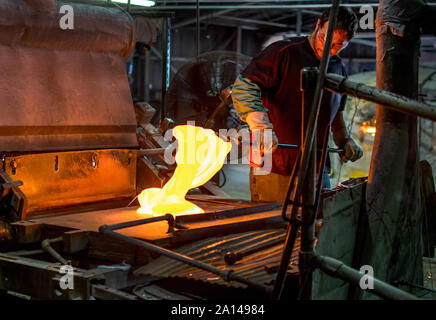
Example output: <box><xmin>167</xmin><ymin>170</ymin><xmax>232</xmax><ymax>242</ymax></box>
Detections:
<box><xmin>332</xmin><ymin>122</ymin><xmax>363</xmax><ymax>163</ymax></box>
<box><xmin>245</xmin><ymin>111</ymin><xmax>278</xmax><ymax>155</ymax></box>
<box><xmin>340</xmin><ymin>138</ymin><xmax>363</xmax><ymax>163</ymax></box>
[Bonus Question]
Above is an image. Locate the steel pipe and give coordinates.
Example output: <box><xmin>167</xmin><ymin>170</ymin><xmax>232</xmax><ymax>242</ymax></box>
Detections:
<box><xmin>41</xmin><ymin>237</ymin><xmax>68</xmax><ymax>265</ymax></box>
<box><xmin>324</xmin><ymin>73</ymin><xmax>436</xmax><ymax>122</ymax></box>
<box><xmin>99</xmin><ymin>225</ymin><xmax>269</xmax><ymax>293</ymax></box>
<box><xmin>133</xmin><ymin>3</ymin><xmax>436</xmax><ymax>10</ymax></box>
<box><xmin>314</xmin><ymin>255</ymin><xmax>420</xmax><ymax>300</ymax></box>
<box><xmin>103</xmin><ymin>214</ymin><xmax>175</xmax><ymax>233</ymax></box>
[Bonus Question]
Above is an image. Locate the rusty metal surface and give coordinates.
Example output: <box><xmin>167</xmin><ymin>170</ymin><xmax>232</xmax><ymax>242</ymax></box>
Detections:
<box><xmin>0</xmin><ymin>0</ymin><xmax>140</xmax><ymax>152</ymax></box>
<box><xmin>3</xmin><ymin>149</ymin><xmax>136</xmax><ymax>216</ymax></box>
<box><xmin>134</xmin><ymin>229</ymin><xmax>300</xmax><ymax>289</ymax></box>
<box><xmin>0</xmin><ymin>1</ymin><xmax>136</xmax><ymax>57</ymax></box>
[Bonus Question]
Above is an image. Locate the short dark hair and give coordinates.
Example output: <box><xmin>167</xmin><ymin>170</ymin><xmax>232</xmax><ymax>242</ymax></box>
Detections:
<box><xmin>319</xmin><ymin>6</ymin><xmax>358</xmax><ymax>40</ymax></box>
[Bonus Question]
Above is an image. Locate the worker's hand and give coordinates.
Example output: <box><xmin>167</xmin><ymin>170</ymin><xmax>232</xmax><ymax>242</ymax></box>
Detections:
<box><xmin>246</xmin><ymin>111</ymin><xmax>278</xmax><ymax>154</ymax></box>
<box><xmin>340</xmin><ymin>138</ymin><xmax>363</xmax><ymax>163</ymax></box>
<box><xmin>245</xmin><ymin>111</ymin><xmax>278</xmax><ymax>168</ymax></box>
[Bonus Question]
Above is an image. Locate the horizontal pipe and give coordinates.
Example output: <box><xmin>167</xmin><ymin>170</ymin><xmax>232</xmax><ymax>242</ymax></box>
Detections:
<box><xmin>99</xmin><ymin>226</ymin><xmax>268</xmax><ymax>293</ymax></box>
<box><xmin>132</xmin><ymin>3</ymin><xmax>436</xmax><ymax>10</ymax></box>
<box><xmin>103</xmin><ymin>214</ymin><xmax>174</xmax><ymax>232</ymax></box>
<box><xmin>324</xmin><ymin>73</ymin><xmax>436</xmax><ymax>121</ymax></box>
<box><xmin>314</xmin><ymin>255</ymin><xmax>419</xmax><ymax>300</ymax></box>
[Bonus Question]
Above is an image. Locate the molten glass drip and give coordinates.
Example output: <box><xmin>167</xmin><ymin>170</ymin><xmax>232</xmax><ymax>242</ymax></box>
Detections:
<box><xmin>137</xmin><ymin>125</ymin><xmax>232</xmax><ymax>216</ymax></box>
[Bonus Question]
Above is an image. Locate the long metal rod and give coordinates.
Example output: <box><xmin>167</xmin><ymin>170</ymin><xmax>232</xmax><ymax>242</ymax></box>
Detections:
<box><xmin>314</xmin><ymin>255</ymin><xmax>420</xmax><ymax>300</ymax></box>
<box><xmin>324</xmin><ymin>73</ymin><xmax>436</xmax><ymax>122</ymax></box>
<box><xmin>104</xmin><ymin>214</ymin><xmax>174</xmax><ymax>232</ymax></box>
<box><xmin>99</xmin><ymin>226</ymin><xmax>268</xmax><ymax>293</ymax></box>
<box><xmin>141</xmin><ymin>3</ymin><xmax>436</xmax><ymax>10</ymax></box>
<box><xmin>161</xmin><ymin>16</ymin><xmax>172</xmax><ymax>123</ymax></box>
<box><xmin>196</xmin><ymin>0</ymin><xmax>200</xmax><ymax>57</ymax></box>
<box><xmin>271</xmin><ymin>0</ymin><xmax>340</xmax><ymax>300</ymax></box>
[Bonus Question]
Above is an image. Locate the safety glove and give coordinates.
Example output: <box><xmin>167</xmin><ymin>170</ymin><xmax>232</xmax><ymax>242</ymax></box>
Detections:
<box><xmin>332</xmin><ymin>126</ymin><xmax>363</xmax><ymax>163</ymax></box>
<box><xmin>246</xmin><ymin>111</ymin><xmax>278</xmax><ymax>167</ymax></box>
<box><xmin>341</xmin><ymin>138</ymin><xmax>364</xmax><ymax>163</ymax></box>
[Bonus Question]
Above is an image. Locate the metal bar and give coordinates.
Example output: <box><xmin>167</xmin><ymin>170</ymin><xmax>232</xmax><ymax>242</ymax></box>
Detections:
<box><xmin>297</xmin><ymin>66</ymin><xmax>319</xmax><ymax>301</ymax></box>
<box><xmin>278</xmin><ymin>143</ymin><xmax>344</xmax><ymax>153</ymax></box>
<box><xmin>313</xmin><ymin>125</ymin><xmax>331</xmax><ymax>220</ymax></box>
<box><xmin>149</xmin><ymin>46</ymin><xmax>178</xmax><ymax>74</ymax></box>
<box><xmin>314</xmin><ymin>255</ymin><xmax>420</xmax><ymax>300</ymax></box>
<box><xmin>296</xmin><ymin>9</ymin><xmax>302</xmax><ymax>35</ymax></box>
<box><xmin>272</xmin><ymin>0</ymin><xmax>340</xmax><ymax>300</ymax></box>
<box><xmin>224</xmin><ymin>234</ymin><xmax>286</xmax><ymax>265</ymax></box>
<box><xmin>145</xmin><ymin>49</ymin><xmax>150</xmax><ymax>102</ymax></box>
<box><xmin>161</xmin><ymin>16</ymin><xmax>172</xmax><ymax>123</ymax></box>
<box><xmin>280</xmin><ymin>151</ymin><xmax>301</xmax><ymax>222</ymax></box>
<box><xmin>41</xmin><ymin>237</ymin><xmax>68</xmax><ymax>265</ymax></box>
<box><xmin>196</xmin><ymin>0</ymin><xmax>200</xmax><ymax>57</ymax></box>
<box><xmin>236</xmin><ymin>26</ymin><xmax>242</xmax><ymax>53</ymax></box>
<box><xmin>103</xmin><ymin>214</ymin><xmax>174</xmax><ymax>232</ymax></box>
<box><xmin>141</xmin><ymin>3</ymin><xmax>421</xmax><ymax>10</ymax></box>
<box><xmin>130</xmin><ymin>11</ymin><xmax>175</xmax><ymax>18</ymax></box>
<box><xmin>99</xmin><ymin>226</ymin><xmax>268</xmax><ymax>293</ymax></box>
<box><xmin>351</xmin><ymin>39</ymin><xmax>377</xmax><ymax>48</ymax></box>
<box><xmin>175</xmin><ymin>202</ymin><xmax>283</xmax><ymax>224</ymax></box>
<box><xmin>141</xmin><ymin>0</ymin><xmax>369</xmax><ymax>2</ymax></box>
<box><xmin>324</xmin><ymin>73</ymin><xmax>436</xmax><ymax>122</ymax></box>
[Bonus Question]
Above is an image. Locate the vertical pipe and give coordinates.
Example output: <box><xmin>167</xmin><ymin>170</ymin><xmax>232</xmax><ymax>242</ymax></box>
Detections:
<box><xmin>145</xmin><ymin>49</ymin><xmax>150</xmax><ymax>102</ymax></box>
<box><xmin>236</xmin><ymin>26</ymin><xmax>242</xmax><ymax>53</ymax></box>
<box><xmin>298</xmin><ymin>68</ymin><xmax>317</xmax><ymax>300</ymax></box>
<box><xmin>271</xmin><ymin>0</ymin><xmax>340</xmax><ymax>300</ymax></box>
<box><xmin>296</xmin><ymin>9</ymin><xmax>302</xmax><ymax>36</ymax></box>
<box><xmin>161</xmin><ymin>16</ymin><xmax>171</xmax><ymax>122</ymax></box>
<box><xmin>363</xmin><ymin>0</ymin><xmax>423</xmax><ymax>298</ymax></box>
<box><xmin>196</xmin><ymin>0</ymin><xmax>200</xmax><ymax>57</ymax></box>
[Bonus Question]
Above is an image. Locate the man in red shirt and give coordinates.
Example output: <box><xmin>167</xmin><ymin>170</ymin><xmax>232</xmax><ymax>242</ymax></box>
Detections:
<box><xmin>232</xmin><ymin>6</ymin><xmax>363</xmax><ymax>202</ymax></box>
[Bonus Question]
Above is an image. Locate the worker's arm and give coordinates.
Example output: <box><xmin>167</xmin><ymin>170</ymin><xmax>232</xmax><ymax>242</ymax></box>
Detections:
<box><xmin>331</xmin><ymin>111</ymin><xmax>363</xmax><ymax>163</ymax></box>
<box><xmin>231</xmin><ymin>74</ymin><xmax>266</xmax><ymax>123</ymax></box>
<box><xmin>231</xmin><ymin>75</ymin><xmax>278</xmax><ymax>154</ymax></box>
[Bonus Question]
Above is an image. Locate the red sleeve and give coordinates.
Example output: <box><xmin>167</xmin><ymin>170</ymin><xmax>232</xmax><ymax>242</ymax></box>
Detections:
<box><xmin>241</xmin><ymin>41</ymin><xmax>287</xmax><ymax>90</ymax></box>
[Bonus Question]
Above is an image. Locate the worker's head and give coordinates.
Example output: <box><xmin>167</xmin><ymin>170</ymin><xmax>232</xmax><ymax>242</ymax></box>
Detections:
<box><xmin>311</xmin><ymin>6</ymin><xmax>358</xmax><ymax>59</ymax></box>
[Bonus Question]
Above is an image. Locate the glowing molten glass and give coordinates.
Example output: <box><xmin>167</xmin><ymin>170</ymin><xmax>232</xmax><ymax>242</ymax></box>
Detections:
<box><xmin>360</xmin><ymin>120</ymin><xmax>376</xmax><ymax>136</ymax></box>
<box><xmin>137</xmin><ymin>125</ymin><xmax>232</xmax><ymax>216</ymax></box>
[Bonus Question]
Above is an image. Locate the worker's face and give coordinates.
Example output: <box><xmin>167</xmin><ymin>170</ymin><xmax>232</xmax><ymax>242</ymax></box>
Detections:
<box><xmin>313</xmin><ymin>20</ymin><xmax>350</xmax><ymax>59</ymax></box>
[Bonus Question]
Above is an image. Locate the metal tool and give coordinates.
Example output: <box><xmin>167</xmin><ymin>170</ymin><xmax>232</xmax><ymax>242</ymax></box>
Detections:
<box><xmin>277</xmin><ymin>143</ymin><xmax>344</xmax><ymax>154</ymax></box>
